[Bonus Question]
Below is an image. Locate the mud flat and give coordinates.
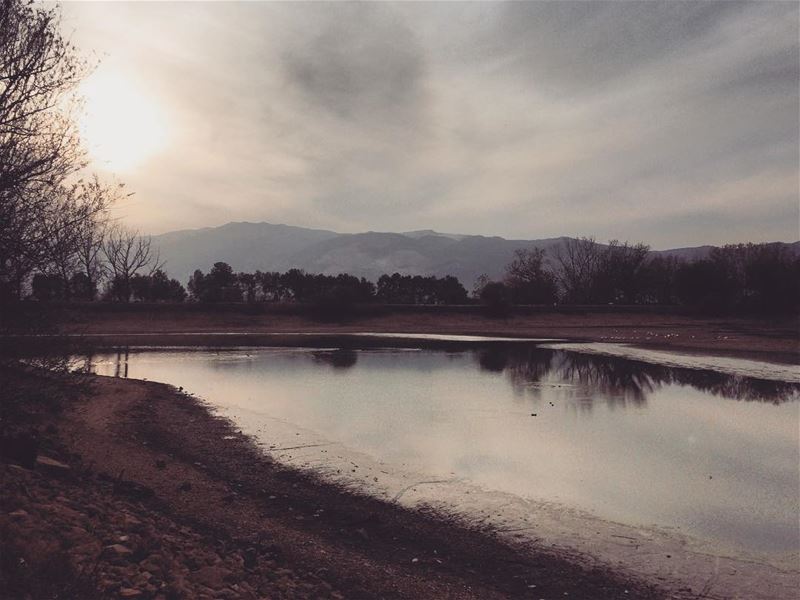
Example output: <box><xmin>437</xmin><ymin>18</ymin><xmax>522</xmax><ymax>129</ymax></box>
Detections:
<box><xmin>50</xmin><ymin>304</ymin><xmax>800</xmax><ymax>364</ymax></box>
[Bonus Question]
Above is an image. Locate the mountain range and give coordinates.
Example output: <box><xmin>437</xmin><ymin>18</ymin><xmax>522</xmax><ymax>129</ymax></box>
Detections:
<box><xmin>152</xmin><ymin>222</ymin><xmax>800</xmax><ymax>288</ymax></box>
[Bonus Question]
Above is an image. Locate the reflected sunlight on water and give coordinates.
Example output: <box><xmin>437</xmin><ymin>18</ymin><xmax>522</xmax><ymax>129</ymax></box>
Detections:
<box><xmin>84</xmin><ymin>345</ymin><xmax>800</xmax><ymax>554</ymax></box>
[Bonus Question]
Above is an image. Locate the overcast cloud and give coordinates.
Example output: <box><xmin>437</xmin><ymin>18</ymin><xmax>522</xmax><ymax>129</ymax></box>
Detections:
<box><xmin>61</xmin><ymin>1</ymin><xmax>799</xmax><ymax>248</ymax></box>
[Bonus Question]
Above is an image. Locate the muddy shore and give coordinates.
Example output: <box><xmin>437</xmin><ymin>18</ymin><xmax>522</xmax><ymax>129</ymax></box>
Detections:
<box><xmin>2</xmin><ymin>368</ymin><xmax>668</xmax><ymax>600</ymax></box>
<box><xmin>49</xmin><ymin>307</ymin><xmax>800</xmax><ymax>364</ymax></box>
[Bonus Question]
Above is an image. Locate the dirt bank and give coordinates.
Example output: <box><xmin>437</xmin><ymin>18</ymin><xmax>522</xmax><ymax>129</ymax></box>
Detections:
<box><xmin>52</xmin><ymin>307</ymin><xmax>798</xmax><ymax>364</ymax></box>
<box><xmin>1</xmin><ymin>369</ymin><xmax>666</xmax><ymax>600</ymax></box>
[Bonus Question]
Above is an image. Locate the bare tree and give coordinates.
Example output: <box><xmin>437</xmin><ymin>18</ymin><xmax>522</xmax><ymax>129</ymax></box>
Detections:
<box><xmin>555</xmin><ymin>237</ymin><xmax>603</xmax><ymax>303</ymax></box>
<box><xmin>602</xmin><ymin>240</ymin><xmax>649</xmax><ymax>303</ymax></box>
<box><xmin>555</xmin><ymin>237</ymin><xmax>649</xmax><ymax>304</ymax></box>
<box><xmin>504</xmin><ymin>247</ymin><xmax>557</xmax><ymax>304</ymax></box>
<box><xmin>102</xmin><ymin>225</ymin><xmax>162</xmax><ymax>301</ymax></box>
<box><xmin>0</xmin><ymin>0</ymin><xmax>90</xmax><ymax>299</ymax></box>
<box><xmin>38</xmin><ymin>178</ymin><xmax>119</xmax><ymax>296</ymax></box>
<box><xmin>472</xmin><ymin>273</ymin><xmax>490</xmax><ymax>300</ymax></box>
<box><xmin>74</xmin><ymin>215</ymin><xmax>106</xmax><ymax>299</ymax></box>
<box><xmin>72</xmin><ymin>177</ymin><xmax>126</xmax><ymax>298</ymax></box>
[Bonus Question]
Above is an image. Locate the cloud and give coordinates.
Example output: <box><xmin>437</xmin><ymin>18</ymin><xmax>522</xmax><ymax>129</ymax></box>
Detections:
<box><xmin>482</xmin><ymin>1</ymin><xmax>748</xmax><ymax>92</ymax></box>
<box><xmin>62</xmin><ymin>1</ymin><xmax>799</xmax><ymax>248</ymax></box>
<box><xmin>280</xmin><ymin>3</ymin><xmax>426</xmax><ymax>128</ymax></box>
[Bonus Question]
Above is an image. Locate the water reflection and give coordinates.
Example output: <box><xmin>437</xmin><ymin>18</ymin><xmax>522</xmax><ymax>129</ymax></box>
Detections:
<box><xmin>475</xmin><ymin>347</ymin><xmax>800</xmax><ymax>405</ymax></box>
<box><xmin>81</xmin><ymin>346</ymin><xmax>800</xmax><ymax>406</ymax></box>
<box><xmin>81</xmin><ymin>345</ymin><xmax>800</xmax><ymax>553</ymax></box>
<box><xmin>73</xmin><ymin>348</ymin><xmax>131</xmax><ymax>378</ymax></box>
<box><xmin>313</xmin><ymin>348</ymin><xmax>358</xmax><ymax>369</ymax></box>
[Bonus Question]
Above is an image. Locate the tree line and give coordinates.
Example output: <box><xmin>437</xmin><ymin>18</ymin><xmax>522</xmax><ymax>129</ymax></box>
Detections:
<box><xmin>27</xmin><ymin>222</ymin><xmax>185</xmax><ymax>303</ymax></box>
<box><xmin>478</xmin><ymin>237</ymin><xmax>799</xmax><ymax>313</ymax></box>
<box><xmin>173</xmin><ymin>236</ymin><xmax>799</xmax><ymax>314</ymax></box>
<box><xmin>187</xmin><ymin>263</ymin><xmax>468</xmax><ymax>306</ymax></box>
<box><xmin>14</xmin><ymin>233</ymin><xmax>800</xmax><ymax>313</ymax></box>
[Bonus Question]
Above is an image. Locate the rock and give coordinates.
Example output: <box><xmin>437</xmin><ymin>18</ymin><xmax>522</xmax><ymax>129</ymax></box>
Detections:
<box><xmin>8</xmin><ymin>509</ymin><xmax>28</xmax><ymax>519</ymax></box>
<box><xmin>123</xmin><ymin>514</ymin><xmax>143</xmax><ymax>527</ymax></box>
<box><xmin>193</xmin><ymin>565</ymin><xmax>232</xmax><ymax>588</ymax></box>
<box><xmin>35</xmin><ymin>455</ymin><xmax>71</xmax><ymax>474</ymax></box>
<box><xmin>119</xmin><ymin>588</ymin><xmax>142</xmax><ymax>598</ymax></box>
<box><xmin>139</xmin><ymin>560</ymin><xmax>162</xmax><ymax>575</ymax></box>
<box><xmin>104</xmin><ymin>544</ymin><xmax>133</xmax><ymax>557</ymax></box>
<box><xmin>135</xmin><ymin>571</ymin><xmax>152</xmax><ymax>582</ymax></box>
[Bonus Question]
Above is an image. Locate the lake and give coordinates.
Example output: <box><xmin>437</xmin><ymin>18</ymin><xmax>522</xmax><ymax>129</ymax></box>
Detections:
<box><xmin>84</xmin><ymin>343</ymin><xmax>800</xmax><ymax>555</ymax></box>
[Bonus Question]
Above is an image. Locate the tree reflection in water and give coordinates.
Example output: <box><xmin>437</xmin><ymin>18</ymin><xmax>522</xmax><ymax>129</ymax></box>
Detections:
<box><xmin>475</xmin><ymin>347</ymin><xmax>800</xmax><ymax>405</ymax></box>
<box><xmin>312</xmin><ymin>348</ymin><xmax>358</xmax><ymax>369</ymax></box>
<box><xmin>80</xmin><ymin>345</ymin><xmax>799</xmax><ymax>405</ymax></box>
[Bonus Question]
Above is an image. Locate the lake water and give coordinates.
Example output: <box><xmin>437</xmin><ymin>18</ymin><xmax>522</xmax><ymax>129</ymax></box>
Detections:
<box><xmin>85</xmin><ymin>344</ymin><xmax>800</xmax><ymax>555</ymax></box>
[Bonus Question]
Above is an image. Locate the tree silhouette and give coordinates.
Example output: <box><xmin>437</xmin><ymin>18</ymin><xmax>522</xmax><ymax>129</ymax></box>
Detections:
<box><xmin>102</xmin><ymin>225</ymin><xmax>162</xmax><ymax>302</ymax></box>
<box><xmin>0</xmin><ymin>0</ymin><xmax>92</xmax><ymax>301</ymax></box>
<box><xmin>504</xmin><ymin>247</ymin><xmax>557</xmax><ymax>304</ymax></box>
<box><xmin>188</xmin><ymin>262</ymin><xmax>241</xmax><ymax>302</ymax></box>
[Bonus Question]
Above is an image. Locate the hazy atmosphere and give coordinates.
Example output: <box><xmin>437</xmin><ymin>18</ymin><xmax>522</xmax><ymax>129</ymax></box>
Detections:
<box><xmin>62</xmin><ymin>1</ymin><xmax>800</xmax><ymax>248</ymax></box>
<box><xmin>3</xmin><ymin>2</ymin><xmax>800</xmax><ymax>599</ymax></box>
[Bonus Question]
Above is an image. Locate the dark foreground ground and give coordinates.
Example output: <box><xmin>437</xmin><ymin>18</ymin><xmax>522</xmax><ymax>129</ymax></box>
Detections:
<box><xmin>0</xmin><ymin>367</ymin><xmax>668</xmax><ymax>600</ymax></box>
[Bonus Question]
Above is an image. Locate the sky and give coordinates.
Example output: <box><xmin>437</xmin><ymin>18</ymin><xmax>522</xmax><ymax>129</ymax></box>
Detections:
<box><xmin>61</xmin><ymin>1</ymin><xmax>799</xmax><ymax>249</ymax></box>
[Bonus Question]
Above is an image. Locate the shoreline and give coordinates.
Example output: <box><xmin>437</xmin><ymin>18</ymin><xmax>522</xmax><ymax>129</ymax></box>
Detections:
<box><xmin>213</xmin><ymin>385</ymin><xmax>799</xmax><ymax>600</ymax></box>
<box><xmin>3</xmin><ymin>316</ymin><xmax>798</xmax><ymax>598</ymax></box>
<box><xmin>2</xmin><ymin>371</ymin><xmax>667</xmax><ymax>599</ymax></box>
<box><xmin>15</xmin><ymin>307</ymin><xmax>797</xmax><ymax>365</ymax></box>
<box><xmin>3</xmin><ymin>359</ymin><xmax>798</xmax><ymax>598</ymax></box>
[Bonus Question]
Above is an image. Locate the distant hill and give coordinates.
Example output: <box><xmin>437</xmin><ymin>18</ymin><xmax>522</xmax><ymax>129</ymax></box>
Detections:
<box><xmin>650</xmin><ymin>245</ymin><xmax>717</xmax><ymax>262</ymax></box>
<box><xmin>152</xmin><ymin>221</ymin><xmax>800</xmax><ymax>287</ymax></box>
<box><xmin>652</xmin><ymin>241</ymin><xmax>800</xmax><ymax>262</ymax></box>
<box><xmin>152</xmin><ymin>222</ymin><xmax>337</xmax><ymax>283</ymax></box>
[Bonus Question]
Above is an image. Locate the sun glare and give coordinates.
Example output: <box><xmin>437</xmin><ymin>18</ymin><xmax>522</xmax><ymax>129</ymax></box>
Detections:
<box><xmin>79</xmin><ymin>70</ymin><xmax>168</xmax><ymax>172</ymax></box>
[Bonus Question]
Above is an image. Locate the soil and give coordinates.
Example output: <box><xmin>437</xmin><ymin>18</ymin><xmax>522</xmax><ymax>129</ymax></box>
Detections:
<box><xmin>1</xmin><ymin>369</ymin><xmax>667</xmax><ymax>600</ymax></box>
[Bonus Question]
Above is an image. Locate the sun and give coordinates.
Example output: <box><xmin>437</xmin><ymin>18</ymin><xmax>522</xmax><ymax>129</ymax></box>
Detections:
<box><xmin>79</xmin><ymin>69</ymin><xmax>168</xmax><ymax>172</ymax></box>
